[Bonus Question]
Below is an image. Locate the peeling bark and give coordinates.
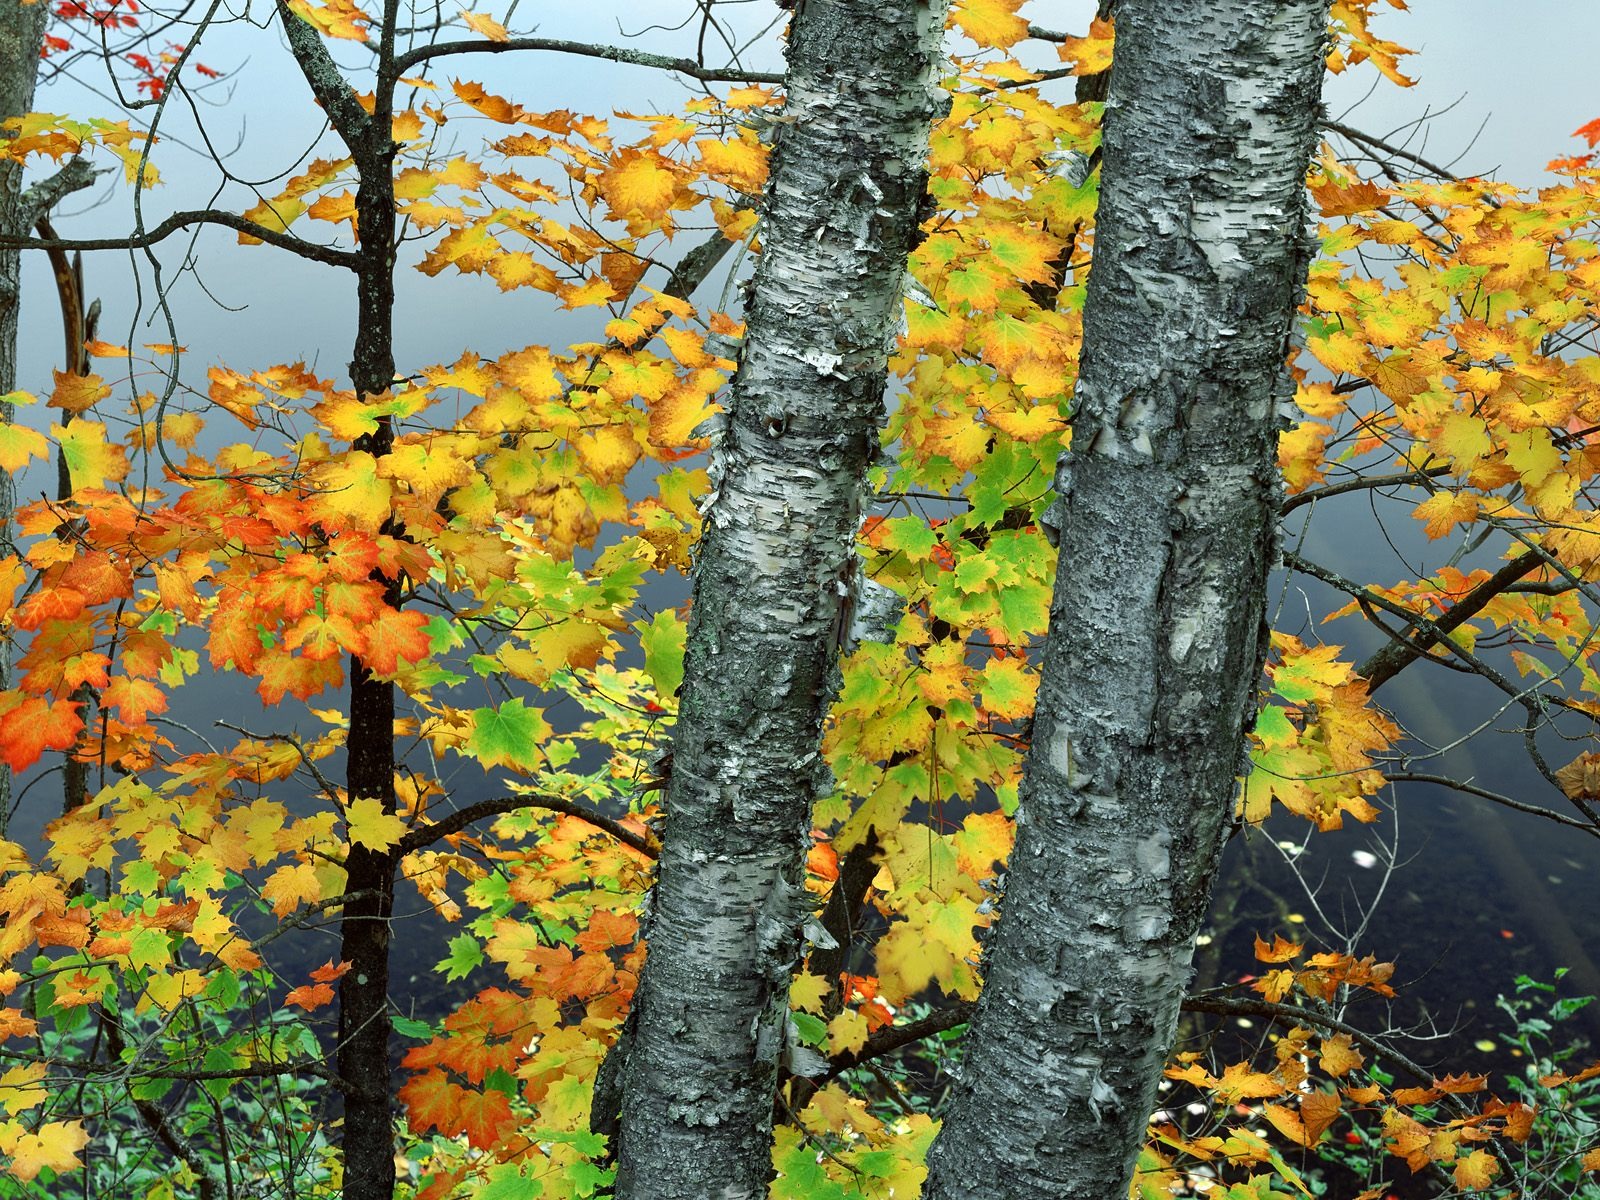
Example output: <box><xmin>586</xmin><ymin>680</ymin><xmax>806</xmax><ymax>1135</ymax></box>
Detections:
<box><xmin>921</xmin><ymin>3</ymin><xmax>1332</xmax><ymax>1196</ymax></box>
<box><xmin>611</xmin><ymin>2</ymin><xmax>949</xmax><ymax>1196</ymax></box>
<box><xmin>0</xmin><ymin>0</ymin><xmax>50</xmax><ymax>833</ymax></box>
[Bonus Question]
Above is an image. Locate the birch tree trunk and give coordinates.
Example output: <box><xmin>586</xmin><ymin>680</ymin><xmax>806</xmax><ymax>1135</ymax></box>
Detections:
<box><xmin>0</xmin><ymin>0</ymin><xmax>49</xmax><ymax>831</ymax></box>
<box><xmin>612</xmin><ymin>1</ymin><xmax>949</xmax><ymax>1195</ymax></box>
<box><xmin>922</xmin><ymin>3</ymin><xmax>1331</xmax><ymax>1196</ymax></box>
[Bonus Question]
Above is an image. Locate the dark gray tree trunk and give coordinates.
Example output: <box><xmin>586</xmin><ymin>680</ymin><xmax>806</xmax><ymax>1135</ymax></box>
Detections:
<box><xmin>0</xmin><ymin>0</ymin><xmax>49</xmax><ymax>832</ymax></box>
<box><xmin>921</xmin><ymin>2</ymin><xmax>1332</xmax><ymax>1196</ymax></box>
<box><xmin>612</xmin><ymin>1</ymin><xmax>948</xmax><ymax>1196</ymax></box>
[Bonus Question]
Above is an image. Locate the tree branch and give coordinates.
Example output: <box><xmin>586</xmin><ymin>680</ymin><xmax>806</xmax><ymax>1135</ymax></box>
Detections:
<box><xmin>1322</xmin><ymin>117</ymin><xmax>1471</xmax><ymax>187</ymax></box>
<box><xmin>1382</xmin><ymin>771</ymin><xmax>1599</xmax><ymax>834</ymax></box>
<box><xmin>391</xmin><ymin>35</ymin><xmax>783</xmax><ymax>83</ymax></box>
<box><xmin>817</xmin><ymin>1002</ymin><xmax>973</xmax><ymax>1085</ymax></box>
<box><xmin>19</xmin><ymin>156</ymin><xmax>103</xmax><ymax>228</ymax></box>
<box><xmin>0</xmin><ymin>209</ymin><xmax>360</xmax><ymax>268</ymax></box>
<box><xmin>1180</xmin><ymin>995</ymin><xmax>1451</xmax><ymax>1099</ymax></box>
<box><xmin>276</xmin><ymin>0</ymin><xmax>373</xmax><ymax>148</ymax></box>
<box><xmin>818</xmin><ymin>993</ymin><xmax>1446</xmax><ymax>1099</ymax></box>
<box><xmin>1356</xmin><ymin>549</ymin><xmax>1545</xmax><ymax>692</ymax></box>
<box><xmin>397</xmin><ymin>794</ymin><xmax>656</xmax><ymax>858</ymax></box>
<box><xmin>100</xmin><ymin>1011</ymin><xmax>226</xmax><ymax>1200</ymax></box>
<box><xmin>1280</xmin><ymin>466</ymin><xmax>1452</xmax><ymax>515</ymax></box>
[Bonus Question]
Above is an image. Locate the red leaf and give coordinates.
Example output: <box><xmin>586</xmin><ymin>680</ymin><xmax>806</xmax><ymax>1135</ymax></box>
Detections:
<box><xmin>0</xmin><ymin>696</ymin><xmax>83</xmax><ymax>771</ymax></box>
<box><xmin>283</xmin><ymin>983</ymin><xmax>335</xmax><ymax>1010</ymax></box>
<box><xmin>398</xmin><ymin>1069</ymin><xmax>516</xmax><ymax>1149</ymax></box>
<box><xmin>361</xmin><ymin>605</ymin><xmax>432</xmax><ymax>675</ymax></box>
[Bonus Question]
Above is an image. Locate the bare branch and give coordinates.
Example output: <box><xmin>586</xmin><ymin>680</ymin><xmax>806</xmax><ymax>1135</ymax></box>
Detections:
<box><xmin>1180</xmin><ymin>995</ymin><xmax>1448</xmax><ymax>1098</ymax></box>
<box><xmin>1280</xmin><ymin>466</ymin><xmax>1451</xmax><ymax>515</ymax></box>
<box><xmin>816</xmin><ymin>991</ymin><xmax>1449</xmax><ymax>1102</ymax></box>
<box><xmin>1382</xmin><ymin>771</ymin><xmax>1599</xmax><ymax>834</ymax></box>
<box><xmin>0</xmin><ymin>209</ymin><xmax>360</xmax><ymax>269</ymax></box>
<box><xmin>818</xmin><ymin>1002</ymin><xmax>972</xmax><ymax>1085</ymax></box>
<box><xmin>19</xmin><ymin>156</ymin><xmax>104</xmax><ymax>227</ymax></box>
<box><xmin>1322</xmin><ymin>117</ymin><xmax>1470</xmax><ymax>185</ymax></box>
<box><xmin>391</xmin><ymin>35</ymin><xmax>783</xmax><ymax>83</ymax></box>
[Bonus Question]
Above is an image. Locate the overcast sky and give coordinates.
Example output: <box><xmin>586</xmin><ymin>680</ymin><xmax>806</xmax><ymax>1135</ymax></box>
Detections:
<box><xmin>13</xmin><ymin>1</ymin><xmax>1599</xmax><ymax>450</ymax></box>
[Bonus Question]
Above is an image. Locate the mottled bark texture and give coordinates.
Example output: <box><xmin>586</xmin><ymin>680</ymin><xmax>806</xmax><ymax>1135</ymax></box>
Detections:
<box><xmin>612</xmin><ymin>2</ymin><xmax>948</xmax><ymax>1196</ymax></box>
<box><xmin>922</xmin><ymin>3</ymin><xmax>1331</xmax><ymax>1197</ymax></box>
<box><xmin>0</xmin><ymin>0</ymin><xmax>50</xmax><ymax>831</ymax></box>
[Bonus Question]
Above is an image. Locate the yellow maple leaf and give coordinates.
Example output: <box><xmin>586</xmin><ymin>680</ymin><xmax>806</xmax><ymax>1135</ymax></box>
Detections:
<box><xmin>346</xmin><ymin>797</ymin><xmax>407</xmax><ymax>852</ymax></box>
<box><xmin>1432</xmin><ymin>411</ymin><xmax>1492</xmax><ymax>471</ymax></box>
<box><xmin>1319</xmin><ymin>1033</ymin><xmax>1364</xmax><ymax>1077</ymax></box>
<box><xmin>433</xmin><ymin>156</ymin><xmax>487</xmax><ymax>189</ymax></box>
<box><xmin>52</xmin><ymin>421</ymin><xmax>129</xmax><ymax>492</ymax></box>
<box><xmin>827</xmin><ymin>1008</ymin><xmax>870</xmax><ymax>1056</ymax></box>
<box><xmin>287</xmin><ymin>0</ymin><xmax>373</xmax><ymax>40</ymax></box>
<box><xmin>1453</xmin><ymin>1149</ymin><xmax>1500</xmax><ymax>1191</ymax></box>
<box><xmin>48</xmin><ymin>371</ymin><xmax>111</xmax><ymax>415</ymax></box>
<box><xmin>1059</xmin><ymin>15</ymin><xmax>1115</xmax><ymax>74</ymax></box>
<box><xmin>951</xmin><ymin>0</ymin><xmax>1028</xmax><ymax>49</ymax></box>
<box><xmin>489</xmin><ymin>252</ymin><xmax>555</xmax><ymax>292</ymax></box>
<box><xmin>599</xmin><ymin>150</ymin><xmax>680</xmax><ymax>219</ymax></box>
<box><xmin>697</xmin><ymin>133</ymin><xmax>768</xmax><ymax>193</ymax></box>
<box><xmin>789</xmin><ymin>972</ymin><xmax>829</xmax><ymax>1014</ymax></box>
<box><xmin>261</xmin><ymin>861</ymin><xmax>324</xmax><ymax>916</ymax></box>
<box><xmin>380</xmin><ymin>434</ymin><xmax>476</xmax><ymax>500</ymax></box>
<box><xmin>0</xmin><ymin>422</ymin><xmax>49</xmax><ymax>473</ymax></box>
<box><xmin>459</xmin><ymin>7</ymin><xmax>508</xmax><ymax>41</ymax></box>
<box><xmin>308</xmin><ymin>190</ymin><xmax>357</xmax><ymax>230</ymax></box>
<box><xmin>559</xmin><ymin>276</ymin><xmax>617</xmax><ymax>310</ymax></box>
<box><xmin>0</xmin><ymin>1119</ymin><xmax>89</xmax><ymax>1182</ymax></box>
<box><xmin>239</xmin><ymin>197</ymin><xmax>307</xmax><ymax>243</ymax></box>
<box><xmin>308</xmin><ymin>451</ymin><xmax>394</xmax><ymax>532</ymax></box>
<box><xmin>0</xmin><ymin>1065</ymin><xmax>46</xmax><ymax>1116</ymax></box>
<box><xmin>1412</xmin><ymin>490</ymin><xmax>1479</xmax><ymax>539</ymax></box>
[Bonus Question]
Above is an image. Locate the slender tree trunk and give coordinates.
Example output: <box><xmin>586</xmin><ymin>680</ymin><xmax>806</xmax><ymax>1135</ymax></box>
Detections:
<box><xmin>0</xmin><ymin>0</ymin><xmax>50</xmax><ymax>834</ymax></box>
<box><xmin>612</xmin><ymin>2</ymin><xmax>949</xmax><ymax>1195</ymax></box>
<box><xmin>921</xmin><ymin>3</ymin><xmax>1331</xmax><ymax>1197</ymax></box>
<box><xmin>278</xmin><ymin>3</ymin><xmax>403</xmax><ymax>1196</ymax></box>
<box><xmin>333</xmin><ymin>114</ymin><xmax>402</xmax><ymax>1200</ymax></box>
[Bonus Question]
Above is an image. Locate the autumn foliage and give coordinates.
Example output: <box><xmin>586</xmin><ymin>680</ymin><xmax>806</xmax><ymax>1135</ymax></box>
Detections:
<box><xmin>0</xmin><ymin>0</ymin><xmax>1598</xmax><ymax>1196</ymax></box>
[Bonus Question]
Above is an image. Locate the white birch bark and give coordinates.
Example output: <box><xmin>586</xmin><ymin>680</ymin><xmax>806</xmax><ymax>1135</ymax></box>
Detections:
<box><xmin>921</xmin><ymin>2</ymin><xmax>1332</xmax><ymax>1196</ymax></box>
<box><xmin>611</xmin><ymin>1</ymin><xmax>949</xmax><ymax>1196</ymax></box>
<box><xmin>0</xmin><ymin>0</ymin><xmax>49</xmax><ymax>830</ymax></box>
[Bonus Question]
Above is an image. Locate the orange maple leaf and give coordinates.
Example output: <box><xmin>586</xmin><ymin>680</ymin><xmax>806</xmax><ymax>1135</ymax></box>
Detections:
<box><xmin>283</xmin><ymin>983</ymin><xmax>335</xmax><ymax>1010</ymax></box>
<box><xmin>398</xmin><ymin>1069</ymin><xmax>517</xmax><ymax>1149</ymax></box>
<box><xmin>0</xmin><ymin>696</ymin><xmax>83</xmax><ymax>772</ymax></box>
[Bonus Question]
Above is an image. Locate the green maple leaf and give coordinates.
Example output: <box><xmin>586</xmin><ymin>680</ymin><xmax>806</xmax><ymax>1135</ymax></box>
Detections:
<box><xmin>476</xmin><ymin>1162</ymin><xmax>544</xmax><ymax>1200</ymax></box>
<box><xmin>438</xmin><ymin>933</ymin><xmax>484</xmax><ymax>981</ymax></box>
<box><xmin>466</xmin><ymin>698</ymin><xmax>549</xmax><ymax>771</ymax></box>
<box><xmin>635</xmin><ymin>608</ymin><xmax>685</xmax><ymax>700</ymax></box>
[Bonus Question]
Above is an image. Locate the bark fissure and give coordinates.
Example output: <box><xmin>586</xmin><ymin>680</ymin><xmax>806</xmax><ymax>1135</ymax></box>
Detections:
<box><xmin>922</xmin><ymin>4</ymin><xmax>1333</xmax><ymax>1196</ymax></box>
<box><xmin>612</xmin><ymin>2</ymin><xmax>949</xmax><ymax>1196</ymax></box>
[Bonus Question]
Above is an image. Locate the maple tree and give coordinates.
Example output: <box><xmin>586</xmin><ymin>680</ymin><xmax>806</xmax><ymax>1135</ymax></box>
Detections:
<box><xmin>0</xmin><ymin>0</ymin><xmax>1597</xmax><ymax>1198</ymax></box>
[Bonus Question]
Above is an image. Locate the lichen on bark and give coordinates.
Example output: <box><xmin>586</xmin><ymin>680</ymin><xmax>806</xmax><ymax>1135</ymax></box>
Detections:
<box><xmin>921</xmin><ymin>3</ymin><xmax>1334</xmax><ymax>1197</ymax></box>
